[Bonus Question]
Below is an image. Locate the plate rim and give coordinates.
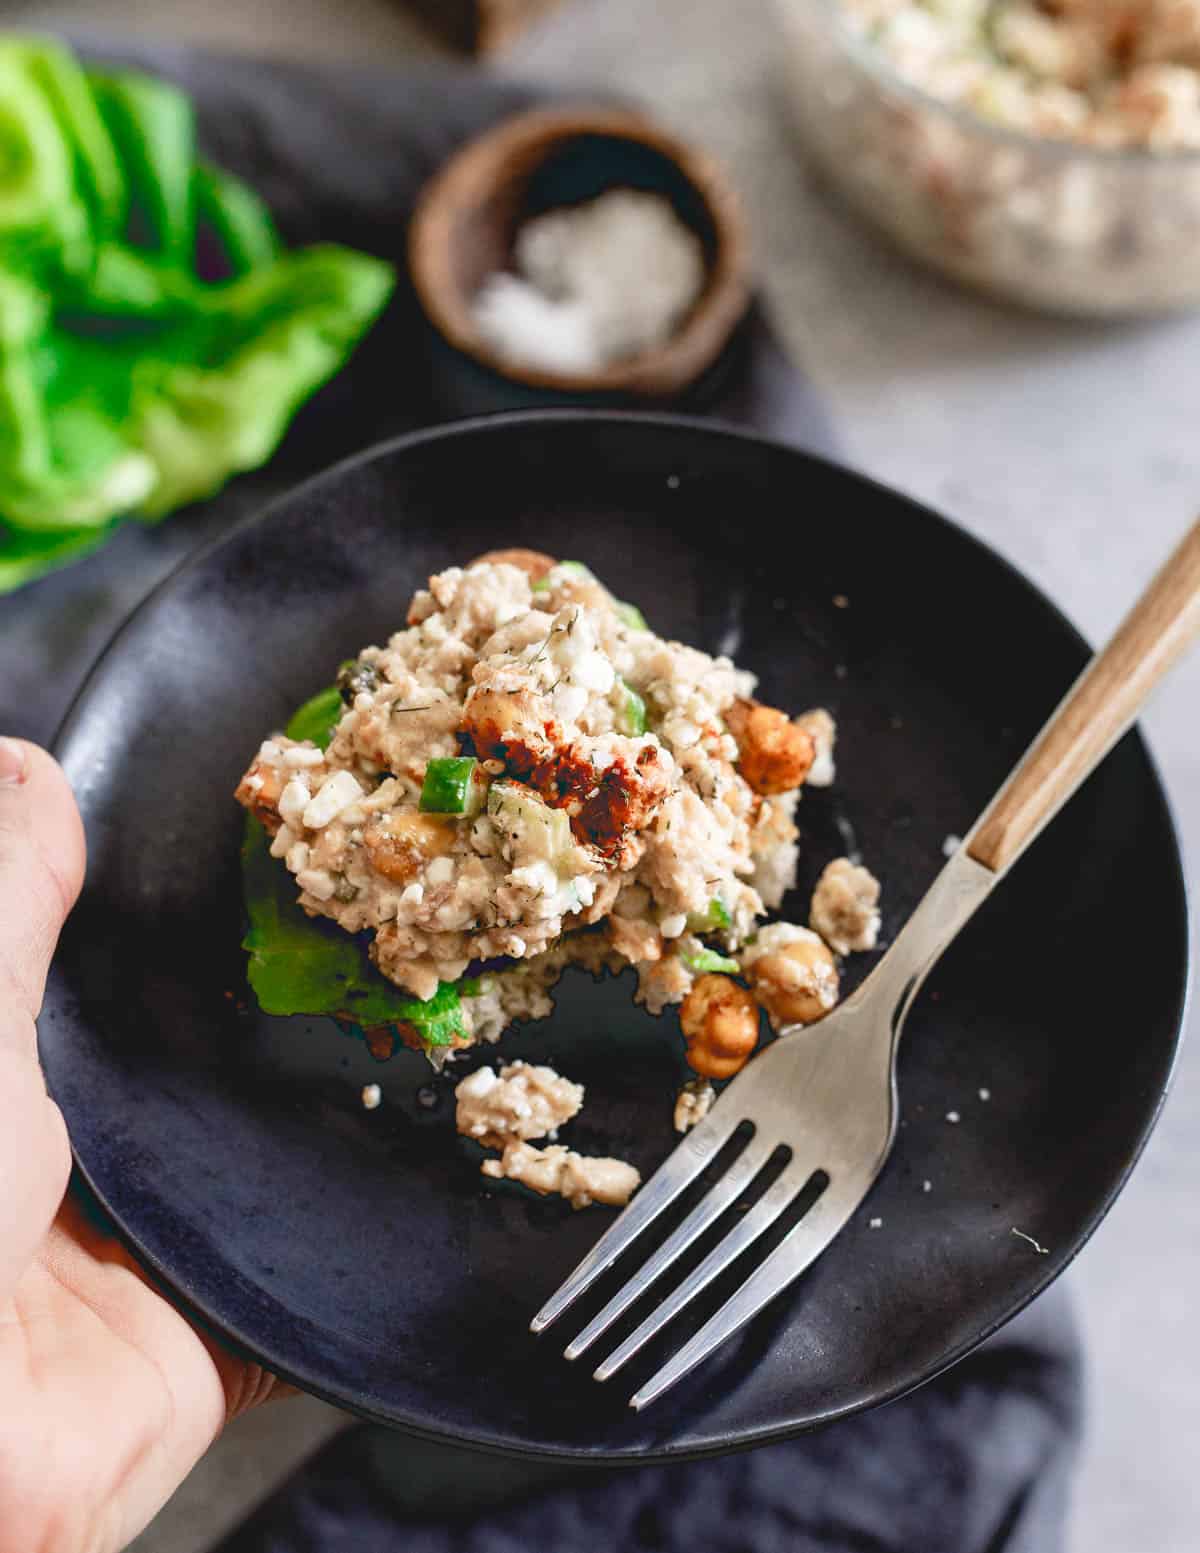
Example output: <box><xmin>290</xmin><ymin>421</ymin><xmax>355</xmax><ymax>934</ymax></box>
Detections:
<box><xmin>47</xmin><ymin>409</ymin><xmax>1193</xmax><ymax>1462</ymax></box>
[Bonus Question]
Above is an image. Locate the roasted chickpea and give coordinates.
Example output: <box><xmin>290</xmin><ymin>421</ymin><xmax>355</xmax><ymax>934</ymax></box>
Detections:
<box><xmin>460</xmin><ymin>685</ymin><xmax>554</xmax><ymax>767</ymax></box>
<box><xmin>234</xmin><ymin>759</ymin><xmax>286</xmax><ymax>835</ymax></box>
<box><xmin>555</xmin><ymin>574</ymin><xmax>617</xmax><ymax>615</ymax></box>
<box><xmin>363</xmin><ymin>810</ymin><xmax>457</xmax><ymax>883</ymax></box>
<box><xmin>810</xmin><ymin>857</ymin><xmax>881</xmax><ymax>955</ymax></box>
<box><xmin>680</xmin><ymin>973</ymin><xmax>760</xmax><ymax>1080</ymax></box>
<box><xmin>747</xmin><ymin>932</ymin><xmax>839</xmax><ymax>1029</ymax></box>
<box><xmin>468</xmin><ymin>547</ymin><xmax>556</xmax><ymax>580</ymax></box>
<box><xmin>725</xmin><ymin>699</ymin><xmax>815</xmax><ymax>796</ymax></box>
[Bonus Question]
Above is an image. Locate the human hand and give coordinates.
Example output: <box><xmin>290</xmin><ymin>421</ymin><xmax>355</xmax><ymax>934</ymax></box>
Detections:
<box><xmin>0</xmin><ymin>739</ymin><xmax>284</xmax><ymax>1553</ymax></box>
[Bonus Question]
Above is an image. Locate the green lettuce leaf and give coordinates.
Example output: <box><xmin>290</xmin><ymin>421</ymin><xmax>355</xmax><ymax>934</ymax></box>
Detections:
<box><xmin>0</xmin><ymin>38</ymin><xmax>395</xmax><ymax>590</ymax></box>
<box><xmin>241</xmin><ymin>680</ymin><xmax>473</xmax><ymax>1050</ymax></box>
<box><xmin>285</xmin><ymin>685</ymin><xmax>342</xmax><ymax>748</ymax></box>
<box><xmin>241</xmin><ymin>816</ymin><xmax>471</xmax><ymax>1046</ymax></box>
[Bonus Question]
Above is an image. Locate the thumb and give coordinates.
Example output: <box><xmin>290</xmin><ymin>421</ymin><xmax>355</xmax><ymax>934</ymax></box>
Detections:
<box><xmin>0</xmin><ymin>738</ymin><xmax>85</xmax><ymax>1031</ymax></box>
<box><xmin>0</xmin><ymin>738</ymin><xmax>86</xmax><ymax>1298</ymax></box>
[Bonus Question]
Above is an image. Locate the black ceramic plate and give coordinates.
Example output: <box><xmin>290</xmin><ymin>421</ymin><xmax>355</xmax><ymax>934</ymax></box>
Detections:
<box><xmin>42</xmin><ymin>413</ymin><xmax>1188</xmax><ymax>1461</ymax></box>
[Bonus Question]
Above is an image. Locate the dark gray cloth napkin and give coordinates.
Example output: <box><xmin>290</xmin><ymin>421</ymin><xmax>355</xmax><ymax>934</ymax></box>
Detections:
<box><xmin>4</xmin><ymin>44</ymin><xmax>1081</xmax><ymax>1553</ymax></box>
<box><xmin>0</xmin><ymin>43</ymin><xmax>830</xmax><ymax>745</ymax></box>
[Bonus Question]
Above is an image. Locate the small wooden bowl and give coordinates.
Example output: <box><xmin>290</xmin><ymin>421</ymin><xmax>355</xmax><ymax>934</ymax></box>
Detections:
<box><xmin>408</xmin><ymin>106</ymin><xmax>752</xmax><ymax>400</ymax></box>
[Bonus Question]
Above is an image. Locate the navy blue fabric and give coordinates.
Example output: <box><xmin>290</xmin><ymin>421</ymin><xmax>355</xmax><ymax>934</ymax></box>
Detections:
<box><xmin>217</xmin><ymin>1286</ymin><xmax>1080</xmax><ymax>1553</ymax></box>
<box><xmin>3</xmin><ymin>45</ymin><xmax>1081</xmax><ymax>1551</ymax></box>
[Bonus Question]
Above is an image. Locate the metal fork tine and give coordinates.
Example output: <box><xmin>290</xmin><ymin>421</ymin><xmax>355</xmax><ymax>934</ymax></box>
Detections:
<box><xmin>593</xmin><ymin>1162</ymin><xmax>816</xmax><ymax>1381</ymax></box>
<box><xmin>563</xmin><ymin>1137</ymin><xmax>779</xmax><ymax>1360</ymax></box>
<box><xmin>530</xmin><ymin>1107</ymin><xmax>749</xmax><ymax>1334</ymax></box>
<box><xmin>628</xmin><ymin>1178</ymin><xmax>864</xmax><ymax>1410</ymax></box>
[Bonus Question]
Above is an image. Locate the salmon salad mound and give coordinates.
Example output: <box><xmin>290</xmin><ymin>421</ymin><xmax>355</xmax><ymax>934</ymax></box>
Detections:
<box><xmin>235</xmin><ymin>549</ymin><xmax>881</xmax><ymax>1209</ymax></box>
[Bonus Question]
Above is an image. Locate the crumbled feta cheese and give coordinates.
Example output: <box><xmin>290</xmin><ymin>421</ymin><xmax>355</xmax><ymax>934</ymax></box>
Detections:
<box><xmin>946</xmin><ymin>1110</ymin><xmax>961</xmax><ymax>1124</ymax></box>
<box><xmin>283</xmin><ymin>745</ymin><xmax>326</xmax><ymax>769</ymax></box>
<box><xmin>570</xmin><ymin>652</ymin><xmax>615</xmax><ymax>695</ymax></box>
<box><xmin>296</xmin><ymin>868</ymin><xmax>337</xmax><ymax>902</ymax></box>
<box><xmin>796</xmin><ymin>709</ymin><xmax>836</xmax><ymax>787</ymax></box>
<box><xmin>552</xmin><ymin>683</ymin><xmax>589</xmax><ymax>724</ymax></box>
<box><xmin>361</xmin><ymin>1084</ymin><xmax>381</xmax><ymax>1110</ymax></box>
<box><xmin>268</xmin><ymin>823</ymin><xmax>296</xmax><ymax>860</ymax></box>
<box><xmin>302</xmin><ymin>769</ymin><xmax>362</xmax><ymax>829</ymax></box>
<box><xmin>278</xmin><ymin>779</ymin><xmax>310</xmax><ymax>828</ymax></box>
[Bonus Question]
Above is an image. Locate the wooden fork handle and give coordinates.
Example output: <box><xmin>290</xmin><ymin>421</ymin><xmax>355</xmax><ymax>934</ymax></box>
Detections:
<box><xmin>967</xmin><ymin>518</ymin><xmax>1200</xmax><ymax>876</ymax></box>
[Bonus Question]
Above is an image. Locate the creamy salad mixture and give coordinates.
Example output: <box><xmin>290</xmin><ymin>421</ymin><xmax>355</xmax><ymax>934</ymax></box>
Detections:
<box><xmin>236</xmin><ymin>550</ymin><xmax>881</xmax><ymax>1208</ymax></box>
<box><xmin>844</xmin><ymin>0</ymin><xmax>1200</xmax><ymax>148</ymax></box>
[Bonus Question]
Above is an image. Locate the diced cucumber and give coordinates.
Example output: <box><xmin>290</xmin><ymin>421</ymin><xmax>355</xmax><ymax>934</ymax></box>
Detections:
<box><xmin>615</xmin><ymin>678</ymin><xmax>647</xmax><ymax>736</ymax></box>
<box><xmin>686</xmin><ymin>896</ymin><xmax>732</xmax><ymax>933</ymax></box>
<box><xmin>487</xmin><ymin>781</ymin><xmax>575</xmax><ymax>866</ymax></box>
<box><xmin>681</xmin><ymin>947</ymin><xmax>740</xmax><ymax>975</ymax></box>
<box><xmin>615</xmin><ymin>600</ymin><xmax>648</xmax><ymax>631</ymax></box>
<box><xmin>420</xmin><ymin>756</ymin><xmax>484</xmax><ymax>816</ymax></box>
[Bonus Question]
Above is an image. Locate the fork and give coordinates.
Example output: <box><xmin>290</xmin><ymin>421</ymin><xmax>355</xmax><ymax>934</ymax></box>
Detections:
<box><xmin>532</xmin><ymin>517</ymin><xmax>1200</xmax><ymax>1409</ymax></box>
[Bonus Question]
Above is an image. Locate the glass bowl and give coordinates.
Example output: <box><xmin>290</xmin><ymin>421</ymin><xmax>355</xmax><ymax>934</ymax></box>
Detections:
<box><xmin>771</xmin><ymin>0</ymin><xmax>1200</xmax><ymax>314</ymax></box>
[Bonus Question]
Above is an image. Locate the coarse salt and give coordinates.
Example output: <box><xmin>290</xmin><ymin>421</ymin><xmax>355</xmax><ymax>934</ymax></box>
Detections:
<box><xmin>471</xmin><ymin>189</ymin><xmax>705</xmax><ymax>375</ymax></box>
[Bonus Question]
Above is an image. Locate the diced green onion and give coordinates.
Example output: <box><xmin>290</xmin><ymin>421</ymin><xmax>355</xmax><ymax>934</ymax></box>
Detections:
<box><xmin>285</xmin><ymin>685</ymin><xmax>341</xmax><ymax>749</ymax></box>
<box><xmin>530</xmin><ymin>577</ymin><xmax>551</xmax><ymax>594</ymax></box>
<box><xmin>558</xmin><ymin>560</ymin><xmax>590</xmax><ymax>577</ymax></box>
<box><xmin>682</xmin><ymin>947</ymin><xmax>740</xmax><ymax>975</ymax></box>
<box><xmin>616</xmin><ymin>599</ymin><xmax>648</xmax><ymax>631</ymax></box>
<box><xmin>420</xmin><ymin>756</ymin><xmax>483</xmax><ymax>816</ymax></box>
<box><xmin>615</xmin><ymin>678</ymin><xmax>647</xmax><ymax>736</ymax></box>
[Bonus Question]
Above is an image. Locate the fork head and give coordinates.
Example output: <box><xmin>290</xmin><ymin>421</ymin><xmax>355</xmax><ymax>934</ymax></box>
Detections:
<box><xmin>530</xmin><ymin>849</ymin><xmax>997</xmax><ymax>1408</ymax></box>
<box><xmin>531</xmin><ymin>996</ymin><xmax>898</xmax><ymax>1408</ymax></box>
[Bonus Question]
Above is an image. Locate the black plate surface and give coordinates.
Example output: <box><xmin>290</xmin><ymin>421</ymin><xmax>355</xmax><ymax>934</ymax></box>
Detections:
<box><xmin>42</xmin><ymin>413</ymin><xmax>1188</xmax><ymax>1461</ymax></box>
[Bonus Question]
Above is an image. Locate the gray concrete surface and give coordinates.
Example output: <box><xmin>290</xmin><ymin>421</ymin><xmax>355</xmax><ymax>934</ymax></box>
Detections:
<box><xmin>6</xmin><ymin>1</ymin><xmax>1197</xmax><ymax>1548</ymax></box>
